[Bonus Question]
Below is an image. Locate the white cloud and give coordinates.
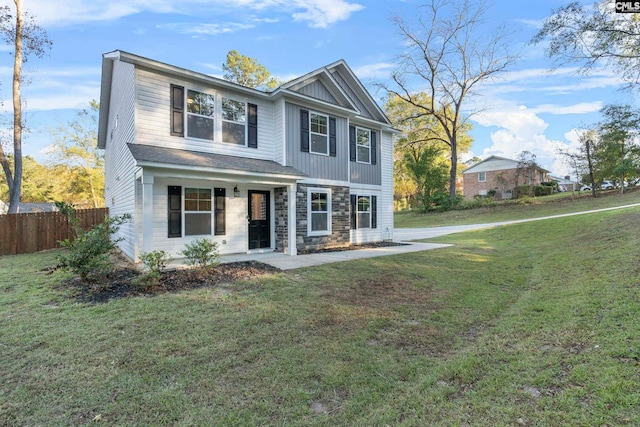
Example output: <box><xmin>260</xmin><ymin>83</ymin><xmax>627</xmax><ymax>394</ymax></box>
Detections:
<box><xmin>352</xmin><ymin>62</ymin><xmax>395</xmax><ymax>80</ymax></box>
<box><xmin>16</xmin><ymin>0</ymin><xmax>363</xmax><ymax>29</ymax></box>
<box><xmin>531</xmin><ymin>102</ymin><xmax>602</xmax><ymax>115</ymax></box>
<box><xmin>158</xmin><ymin>22</ymin><xmax>256</xmax><ymax>36</ymax></box>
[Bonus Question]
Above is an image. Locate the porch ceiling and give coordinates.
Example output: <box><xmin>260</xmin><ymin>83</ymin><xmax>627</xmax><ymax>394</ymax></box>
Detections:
<box><xmin>128</xmin><ymin>144</ymin><xmax>306</xmax><ymax>180</ymax></box>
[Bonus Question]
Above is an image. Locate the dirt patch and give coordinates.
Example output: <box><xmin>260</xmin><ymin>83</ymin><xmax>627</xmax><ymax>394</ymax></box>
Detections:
<box><xmin>58</xmin><ymin>260</ymin><xmax>280</xmax><ymax>304</ymax></box>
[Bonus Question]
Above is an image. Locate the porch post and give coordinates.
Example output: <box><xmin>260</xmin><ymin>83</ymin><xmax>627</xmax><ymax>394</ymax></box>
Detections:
<box><xmin>287</xmin><ymin>183</ymin><xmax>297</xmax><ymax>256</ymax></box>
<box><xmin>141</xmin><ymin>174</ymin><xmax>154</xmax><ymax>255</ymax></box>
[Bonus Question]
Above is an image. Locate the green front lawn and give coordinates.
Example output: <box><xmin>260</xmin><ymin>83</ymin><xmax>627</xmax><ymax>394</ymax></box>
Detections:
<box><xmin>1</xmin><ymin>206</ymin><xmax>639</xmax><ymax>426</ymax></box>
<box><xmin>395</xmin><ymin>187</ymin><xmax>640</xmax><ymax>228</ymax></box>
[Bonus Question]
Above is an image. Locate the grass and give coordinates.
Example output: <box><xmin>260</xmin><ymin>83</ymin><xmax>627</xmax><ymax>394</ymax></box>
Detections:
<box><xmin>1</xmin><ymin>206</ymin><xmax>640</xmax><ymax>425</ymax></box>
<box><xmin>395</xmin><ymin>187</ymin><xmax>640</xmax><ymax>228</ymax></box>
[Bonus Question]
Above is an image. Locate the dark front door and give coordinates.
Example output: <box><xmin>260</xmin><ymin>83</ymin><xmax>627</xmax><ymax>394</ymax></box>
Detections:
<box><xmin>248</xmin><ymin>190</ymin><xmax>270</xmax><ymax>249</ymax></box>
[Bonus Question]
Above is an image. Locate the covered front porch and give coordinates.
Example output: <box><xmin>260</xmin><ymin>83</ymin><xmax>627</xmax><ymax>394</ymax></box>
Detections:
<box><xmin>128</xmin><ymin>144</ymin><xmax>305</xmax><ymax>262</ymax></box>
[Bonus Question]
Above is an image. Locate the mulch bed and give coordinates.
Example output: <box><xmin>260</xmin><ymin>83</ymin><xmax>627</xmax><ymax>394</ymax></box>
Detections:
<box><xmin>57</xmin><ymin>261</ymin><xmax>280</xmax><ymax>304</ymax></box>
<box><xmin>56</xmin><ymin>242</ymin><xmax>406</xmax><ymax>304</ymax></box>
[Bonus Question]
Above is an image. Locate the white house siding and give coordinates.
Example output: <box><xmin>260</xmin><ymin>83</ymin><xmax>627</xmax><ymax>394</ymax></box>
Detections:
<box><xmin>135</xmin><ymin>68</ymin><xmax>276</xmax><ymax>162</ymax></box>
<box><xmin>104</xmin><ymin>59</ymin><xmax>137</xmax><ymax>260</ymax></box>
<box><xmin>150</xmin><ymin>177</ymin><xmax>255</xmax><ymax>258</ymax></box>
<box><xmin>379</xmin><ymin>130</ymin><xmax>394</xmax><ymax>241</ymax></box>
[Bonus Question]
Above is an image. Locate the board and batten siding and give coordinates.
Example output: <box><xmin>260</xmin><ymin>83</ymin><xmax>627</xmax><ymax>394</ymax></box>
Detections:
<box><xmin>350</xmin><ymin>128</ymin><xmax>381</xmax><ymax>186</ymax></box>
<box><xmin>285</xmin><ymin>102</ymin><xmax>349</xmax><ymax>182</ymax></box>
<box><xmin>104</xmin><ymin>59</ymin><xmax>137</xmax><ymax>260</ymax></box>
<box><xmin>134</xmin><ymin>67</ymin><xmax>276</xmax><ymax>162</ymax></box>
<box><xmin>349</xmin><ymin>130</ymin><xmax>394</xmax><ymax>244</ymax></box>
<box><xmin>331</xmin><ymin>70</ymin><xmax>375</xmax><ymax>121</ymax></box>
<box><xmin>296</xmin><ymin>80</ymin><xmax>338</xmax><ymax>104</ymax></box>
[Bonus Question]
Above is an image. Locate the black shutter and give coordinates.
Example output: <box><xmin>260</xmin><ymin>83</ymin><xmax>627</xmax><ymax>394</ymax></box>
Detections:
<box><xmin>350</xmin><ymin>194</ymin><xmax>357</xmax><ymax>229</ymax></box>
<box><xmin>371</xmin><ymin>196</ymin><xmax>377</xmax><ymax>229</ymax></box>
<box><xmin>248</xmin><ymin>103</ymin><xmax>258</xmax><ymax>148</ymax></box>
<box><xmin>329</xmin><ymin>117</ymin><xmax>337</xmax><ymax>157</ymax></box>
<box><xmin>300</xmin><ymin>109</ymin><xmax>309</xmax><ymax>152</ymax></box>
<box><xmin>168</xmin><ymin>186</ymin><xmax>182</xmax><ymax>238</ymax></box>
<box><xmin>370</xmin><ymin>130</ymin><xmax>377</xmax><ymax>165</ymax></box>
<box><xmin>170</xmin><ymin>84</ymin><xmax>184</xmax><ymax>137</ymax></box>
<box><xmin>214</xmin><ymin>188</ymin><xmax>226</xmax><ymax>236</ymax></box>
<box><xmin>349</xmin><ymin>125</ymin><xmax>356</xmax><ymax>162</ymax></box>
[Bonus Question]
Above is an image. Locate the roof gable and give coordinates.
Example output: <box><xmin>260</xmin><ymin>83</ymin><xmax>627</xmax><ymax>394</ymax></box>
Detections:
<box><xmin>279</xmin><ymin>67</ymin><xmax>357</xmax><ymax>111</ymax></box>
<box><xmin>463</xmin><ymin>155</ymin><xmax>551</xmax><ymax>174</ymax></box>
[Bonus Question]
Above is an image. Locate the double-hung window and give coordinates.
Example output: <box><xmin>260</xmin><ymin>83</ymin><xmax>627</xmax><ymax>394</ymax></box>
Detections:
<box><xmin>478</xmin><ymin>171</ymin><xmax>486</xmax><ymax>182</ymax></box>
<box><xmin>357</xmin><ymin>195</ymin><xmax>371</xmax><ymax>229</ymax></box>
<box><xmin>356</xmin><ymin>127</ymin><xmax>371</xmax><ymax>163</ymax></box>
<box><xmin>310</xmin><ymin>112</ymin><xmax>329</xmax><ymax>155</ymax></box>
<box><xmin>186</xmin><ymin>90</ymin><xmax>215</xmax><ymax>140</ymax></box>
<box><xmin>308</xmin><ymin>188</ymin><xmax>331</xmax><ymax>236</ymax></box>
<box><xmin>222</xmin><ymin>97</ymin><xmax>246</xmax><ymax>145</ymax></box>
<box><xmin>184</xmin><ymin>188</ymin><xmax>212</xmax><ymax>235</ymax></box>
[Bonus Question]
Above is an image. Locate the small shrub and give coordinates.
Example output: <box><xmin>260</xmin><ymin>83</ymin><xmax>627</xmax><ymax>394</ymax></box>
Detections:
<box><xmin>133</xmin><ymin>250</ymin><xmax>173</xmax><ymax>288</ymax></box>
<box><xmin>180</xmin><ymin>238</ymin><xmax>220</xmax><ymax>270</ymax></box>
<box><xmin>139</xmin><ymin>250</ymin><xmax>173</xmax><ymax>273</ymax></box>
<box><xmin>57</xmin><ymin>208</ymin><xmax>131</xmax><ymax>283</ymax></box>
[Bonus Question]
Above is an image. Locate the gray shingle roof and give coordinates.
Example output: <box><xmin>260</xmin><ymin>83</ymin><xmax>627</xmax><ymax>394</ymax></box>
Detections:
<box><xmin>127</xmin><ymin>144</ymin><xmax>306</xmax><ymax>178</ymax></box>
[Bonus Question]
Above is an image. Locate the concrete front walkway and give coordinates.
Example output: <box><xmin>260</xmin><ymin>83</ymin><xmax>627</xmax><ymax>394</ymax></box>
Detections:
<box><xmin>220</xmin><ymin>241</ymin><xmax>452</xmax><ymax>270</ymax></box>
<box><xmin>219</xmin><ymin>202</ymin><xmax>640</xmax><ymax>270</ymax></box>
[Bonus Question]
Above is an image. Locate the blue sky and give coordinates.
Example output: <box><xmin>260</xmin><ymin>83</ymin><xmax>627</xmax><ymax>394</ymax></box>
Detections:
<box><xmin>0</xmin><ymin>0</ymin><xmax>636</xmax><ymax>178</ymax></box>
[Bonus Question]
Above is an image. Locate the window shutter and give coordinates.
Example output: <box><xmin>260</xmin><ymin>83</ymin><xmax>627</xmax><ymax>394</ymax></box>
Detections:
<box><xmin>214</xmin><ymin>188</ymin><xmax>226</xmax><ymax>235</ymax></box>
<box><xmin>170</xmin><ymin>84</ymin><xmax>184</xmax><ymax>137</ymax></box>
<box><xmin>329</xmin><ymin>117</ymin><xmax>337</xmax><ymax>157</ymax></box>
<box><xmin>371</xmin><ymin>195</ymin><xmax>377</xmax><ymax>229</ymax></box>
<box><xmin>248</xmin><ymin>103</ymin><xmax>258</xmax><ymax>148</ymax></box>
<box><xmin>370</xmin><ymin>130</ymin><xmax>377</xmax><ymax>165</ymax></box>
<box><xmin>168</xmin><ymin>185</ymin><xmax>182</xmax><ymax>238</ymax></box>
<box><xmin>350</xmin><ymin>194</ymin><xmax>357</xmax><ymax>229</ymax></box>
<box><xmin>349</xmin><ymin>125</ymin><xmax>356</xmax><ymax>162</ymax></box>
<box><xmin>300</xmin><ymin>109</ymin><xmax>309</xmax><ymax>152</ymax></box>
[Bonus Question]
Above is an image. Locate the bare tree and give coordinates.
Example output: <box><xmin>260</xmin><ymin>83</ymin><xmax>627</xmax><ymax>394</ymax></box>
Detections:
<box><xmin>0</xmin><ymin>0</ymin><xmax>52</xmax><ymax>213</ymax></box>
<box><xmin>382</xmin><ymin>0</ymin><xmax>517</xmax><ymax>200</ymax></box>
<box><xmin>531</xmin><ymin>1</ymin><xmax>640</xmax><ymax>91</ymax></box>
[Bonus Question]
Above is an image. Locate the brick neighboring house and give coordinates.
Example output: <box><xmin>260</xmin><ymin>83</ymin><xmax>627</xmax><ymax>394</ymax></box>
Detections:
<box><xmin>462</xmin><ymin>155</ymin><xmax>550</xmax><ymax>199</ymax></box>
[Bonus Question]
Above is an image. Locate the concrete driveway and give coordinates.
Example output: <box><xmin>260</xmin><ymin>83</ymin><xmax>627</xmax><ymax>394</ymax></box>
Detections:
<box><xmin>394</xmin><ymin>202</ymin><xmax>640</xmax><ymax>241</ymax></box>
<box><xmin>219</xmin><ymin>202</ymin><xmax>640</xmax><ymax>270</ymax></box>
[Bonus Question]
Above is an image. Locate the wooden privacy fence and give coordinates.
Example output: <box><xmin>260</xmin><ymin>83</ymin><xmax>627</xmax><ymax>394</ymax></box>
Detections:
<box><xmin>0</xmin><ymin>208</ymin><xmax>109</xmax><ymax>256</ymax></box>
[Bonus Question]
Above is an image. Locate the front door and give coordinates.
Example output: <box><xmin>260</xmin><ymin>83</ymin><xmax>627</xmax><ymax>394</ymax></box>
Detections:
<box><xmin>248</xmin><ymin>190</ymin><xmax>270</xmax><ymax>250</ymax></box>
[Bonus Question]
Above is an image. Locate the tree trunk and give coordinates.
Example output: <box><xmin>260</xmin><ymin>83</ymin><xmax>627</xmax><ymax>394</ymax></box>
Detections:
<box><xmin>8</xmin><ymin>0</ymin><xmax>23</xmax><ymax>214</ymax></box>
<box><xmin>585</xmin><ymin>139</ymin><xmax>596</xmax><ymax>198</ymax></box>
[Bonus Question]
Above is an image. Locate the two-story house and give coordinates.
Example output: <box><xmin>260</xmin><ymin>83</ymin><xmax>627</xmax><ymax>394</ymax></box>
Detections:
<box><xmin>97</xmin><ymin>50</ymin><xmax>395</xmax><ymax>262</ymax></box>
<box><xmin>462</xmin><ymin>155</ymin><xmax>550</xmax><ymax>199</ymax></box>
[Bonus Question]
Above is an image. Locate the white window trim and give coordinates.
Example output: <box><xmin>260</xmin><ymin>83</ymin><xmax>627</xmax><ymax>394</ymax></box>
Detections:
<box><xmin>307</xmin><ymin>187</ymin><xmax>332</xmax><ymax>236</ymax></box>
<box><xmin>356</xmin><ymin>127</ymin><xmax>371</xmax><ymax>164</ymax></box>
<box><xmin>185</xmin><ymin>89</ymin><xmax>216</xmax><ymax>142</ymax></box>
<box><xmin>184</xmin><ymin>187</ymin><xmax>213</xmax><ymax>237</ymax></box>
<box><xmin>309</xmin><ymin>111</ymin><xmax>329</xmax><ymax>156</ymax></box>
<box><xmin>478</xmin><ymin>171</ymin><xmax>486</xmax><ymax>182</ymax></box>
<box><xmin>356</xmin><ymin>195</ymin><xmax>371</xmax><ymax>229</ymax></box>
<box><xmin>221</xmin><ymin>97</ymin><xmax>247</xmax><ymax>146</ymax></box>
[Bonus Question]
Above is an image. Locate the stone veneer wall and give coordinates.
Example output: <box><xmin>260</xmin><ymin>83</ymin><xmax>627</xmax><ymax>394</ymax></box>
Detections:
<box><xmin>274</xmin><ymin>187</ymin><xmax>288</xmax><ymax>253</ymax></box>
<box><xmin>296</xmin><ymin>183</ymin><xmax>350</xmax><ymax>252</ymax></box>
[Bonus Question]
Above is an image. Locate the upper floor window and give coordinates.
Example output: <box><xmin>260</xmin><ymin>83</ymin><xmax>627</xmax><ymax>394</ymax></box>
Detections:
<box><xmin>186</xmin><ymin>90</ymin><xmax>215</xmax><ymax>140</ymax></box>
<box><xmin>356</xmin><ymin>127</ymin><xmax>371</xmax><ymax>163</ymax></box>
<box><xmin>222</xmin><ymin>98</ymin><xmax>246</xmax><ymax>145</ymax></box>
<box><xmin>478</xmin><ymin>171</ymin><xmax>486</xmax><ymax>182</ymax></box>
<box><xmin>170</xmin><ymin>85</ymin><xmax>257</xmax><ymax>148</ymax></box>
<box><xmin>310</xmin><ymin>112</ymin><xmax>329</xmax><ymax>155</ymax></box>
